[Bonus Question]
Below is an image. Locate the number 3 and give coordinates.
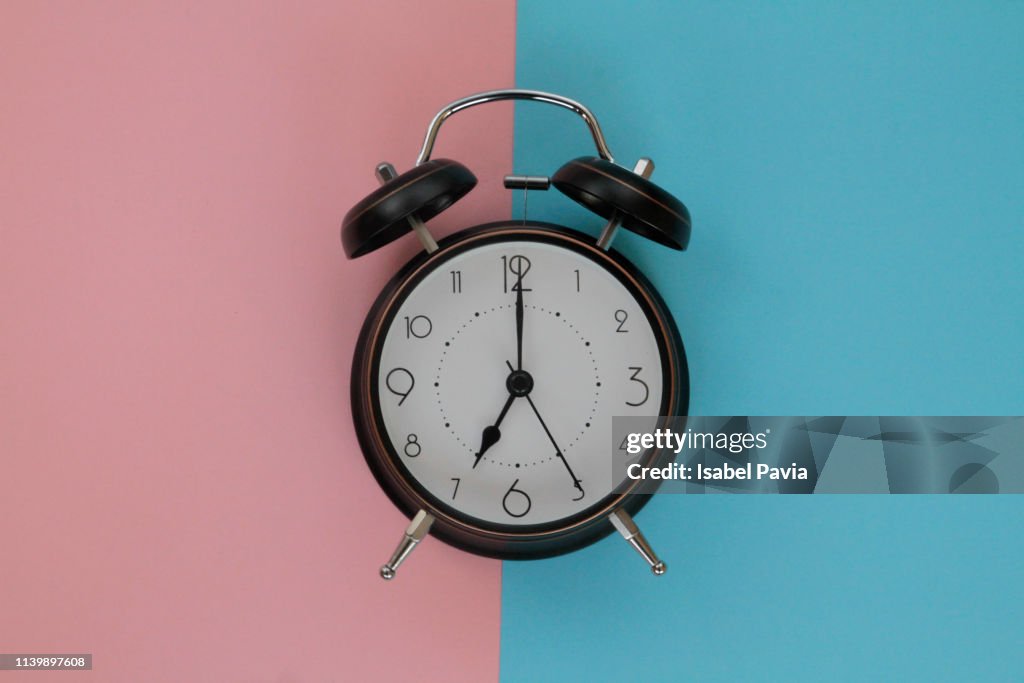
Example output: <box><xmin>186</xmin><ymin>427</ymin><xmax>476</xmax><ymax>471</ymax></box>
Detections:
<box><xmin>626</xmin><ymin>366</ymin><xmax>649</xmax><ymax>407</ymax></box>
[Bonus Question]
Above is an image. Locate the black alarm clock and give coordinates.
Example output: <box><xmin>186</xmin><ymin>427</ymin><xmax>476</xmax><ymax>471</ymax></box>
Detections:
<box><xmin>341</xmin><ymin>90</ymin><xmax>691</xmax><ymax>580</ymax></box>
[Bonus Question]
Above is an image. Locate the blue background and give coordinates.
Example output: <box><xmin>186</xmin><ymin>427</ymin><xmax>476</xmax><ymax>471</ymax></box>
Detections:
<box><xmin>503</xmin><ymin>2</ymin><xmax>1024</xmax><ymax>680</ymax></box>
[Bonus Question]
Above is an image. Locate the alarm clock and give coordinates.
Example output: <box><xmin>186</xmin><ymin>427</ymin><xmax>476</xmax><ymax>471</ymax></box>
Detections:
<box><xmin>341</xmin><ymin>90</ymin><xmax>691</xmax><ymax>580</ymax></box>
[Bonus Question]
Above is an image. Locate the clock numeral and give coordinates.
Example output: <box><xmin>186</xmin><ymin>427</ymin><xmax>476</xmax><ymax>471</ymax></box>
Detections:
<box><xmin>404</xmin><ymin>314</ymin><xmax>432</xmax><ymax>339</ymax></box>
<box><xmin>501</xmin><ymin>254</ymin><xmax>532</xmax><ymax>293</ymax></box>
<box><xmin>385</xmin><ymin>368</ymin><xmax>415</xmax><ymax>406</ymax></box>
<box><xmin>403</xmin><ymin>433</ymin><xmax>421</xmax><ymax>458</ymax></box>
<box><xmin>574</xmin><ymin>268</ymin><xmax>581</xmax><ymax>292</ymax></box>
<box><xmin>450</xmin><ymin>270</ymin><xmax>462</xmax><ymax>294</ymax></box>
<box><xmin>572</xmin><ymin>483</ymin><xmax>585</xmax><ymax>501</ymax></box>
<box><xmin>450</xmin><ymin>477</ymin><xmax>460</xmax><ymax>499</ymax></box>
<box><xmin>626</xmin><ymin>366</ymin><xmax>650</xmax><ymax>407</ymax></box>
<box><xmin>615</xmin><ymin>309</ymin><xmax>629</xmax><ymax>333</ymax></box>
<box><xmin>502</xmin><ymin>479</ymin><xmax>532</xmax><ymax>518</ymax></box>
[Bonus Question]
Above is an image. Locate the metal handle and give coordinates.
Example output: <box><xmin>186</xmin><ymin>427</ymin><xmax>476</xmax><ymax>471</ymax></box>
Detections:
<box><xmin>415</xmin><ymin>89</ymin><xmax>615</xmax><ymax>165</ymax></box>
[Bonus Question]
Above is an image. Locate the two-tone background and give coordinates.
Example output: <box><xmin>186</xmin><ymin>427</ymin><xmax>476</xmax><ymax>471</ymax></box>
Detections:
<box><xmin>2</xmin><ymin>2</ymin><xmax>1022</xmax><ymax>680</ymax></box>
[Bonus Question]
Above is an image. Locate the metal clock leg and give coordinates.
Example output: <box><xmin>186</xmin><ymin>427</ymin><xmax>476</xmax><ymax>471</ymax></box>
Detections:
<box><xmin>379</xmin><ymin>509</ymin><xmax>435</xmax><ymax>580</ymax></box>
<box><xmin>609</xmin><ymin>508</ymin><xmax>667</xmax><ymax>576</ymax></box>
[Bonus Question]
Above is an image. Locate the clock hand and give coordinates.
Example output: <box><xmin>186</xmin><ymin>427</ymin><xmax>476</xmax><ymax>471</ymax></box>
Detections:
<box><xmin>515</xmin><ymin>272</ymin><xmax>524</xmax><ymax>370</ymax></box>
<box><xmin>525</xmin><ymin>395</ymin><xmax>584</xmax><ymax>493</ymax></box>
<box><xmin>472</xmin><ymin>392</ymin><xmax>516</xmax><ymax>469</ymax></box>
<box><xmin>505</xmin><ymin>361</ymin><xmax>583</xmax><ymax>493</ymax></box>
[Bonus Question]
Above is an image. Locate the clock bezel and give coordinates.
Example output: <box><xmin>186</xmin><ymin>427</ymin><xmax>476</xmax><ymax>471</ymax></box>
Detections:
<box><xmin>351</xmin><ymin>222</ymin><xmax>688</xmax><ymax>559</ymax></box>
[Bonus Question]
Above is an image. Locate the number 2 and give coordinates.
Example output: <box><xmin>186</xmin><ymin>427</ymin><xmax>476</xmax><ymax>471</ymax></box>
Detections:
<box><xmin>615</xmin><ymin>309</ymin><xmax>629</xmax><ymax>332</ymax></box>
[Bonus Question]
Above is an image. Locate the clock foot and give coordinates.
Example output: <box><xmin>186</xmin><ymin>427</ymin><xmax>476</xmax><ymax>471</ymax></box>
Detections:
<box><xmin>596</xmin><ymin>158</ymin><xmax>655</xmax><ymax>251</ymax></box>
<box><xmin>609</xmin><ymin>508</ymin><xmax>667</xmax><ymax>576</ymax></box>
<box><xmin>374</xmin><ymin>162</ymin><xmax>439</xmax><ymax>254</ymax></box>
<box><xmin>380</xmin><ymin>509</ymin><xmax>435</xmax><ymax>581</ymax></box>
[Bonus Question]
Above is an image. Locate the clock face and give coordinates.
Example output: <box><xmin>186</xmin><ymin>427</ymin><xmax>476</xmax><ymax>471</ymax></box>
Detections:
<box><xmin>371</xmin><ymin>231</ymin><xmax>671</xmax><ymax>529</ymax></box>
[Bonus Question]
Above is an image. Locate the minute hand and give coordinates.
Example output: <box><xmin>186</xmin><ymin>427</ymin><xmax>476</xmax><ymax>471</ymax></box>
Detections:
<box><xmin>515</xmin><ymin>275</ymin><xmax>524</xmax><ymax>370</ymax></box>
<box><xmin>524</xmin><ymin>394</ymin><xmax>583</xmax><ymax>493</ymax></box>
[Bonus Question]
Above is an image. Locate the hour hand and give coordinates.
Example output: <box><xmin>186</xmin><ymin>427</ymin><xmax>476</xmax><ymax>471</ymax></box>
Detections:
<box><xmin>473</xmin><ymin>393</ymin><xmax>515</xmax><ymax>468</ymax></box>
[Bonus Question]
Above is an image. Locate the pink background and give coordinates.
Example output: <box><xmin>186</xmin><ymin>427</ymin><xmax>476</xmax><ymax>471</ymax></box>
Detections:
<box><xmin>1</xmin><ymin>2</ymin><xmax>514</xmax><ymax>681</ymax></box>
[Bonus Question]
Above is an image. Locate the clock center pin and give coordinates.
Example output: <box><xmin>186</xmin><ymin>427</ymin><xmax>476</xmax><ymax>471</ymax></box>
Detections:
<box><xmin>506</xmin><ymin>369</ymin><xmax>535</xmax><ymax>397</ymax></box>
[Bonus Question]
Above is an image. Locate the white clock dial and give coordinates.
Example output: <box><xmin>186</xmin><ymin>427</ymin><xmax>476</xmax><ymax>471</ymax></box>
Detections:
<box><xmin>376</xmin><ymin>238</ymin><xmax>666</xmax><ymax>526</ymax></box>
